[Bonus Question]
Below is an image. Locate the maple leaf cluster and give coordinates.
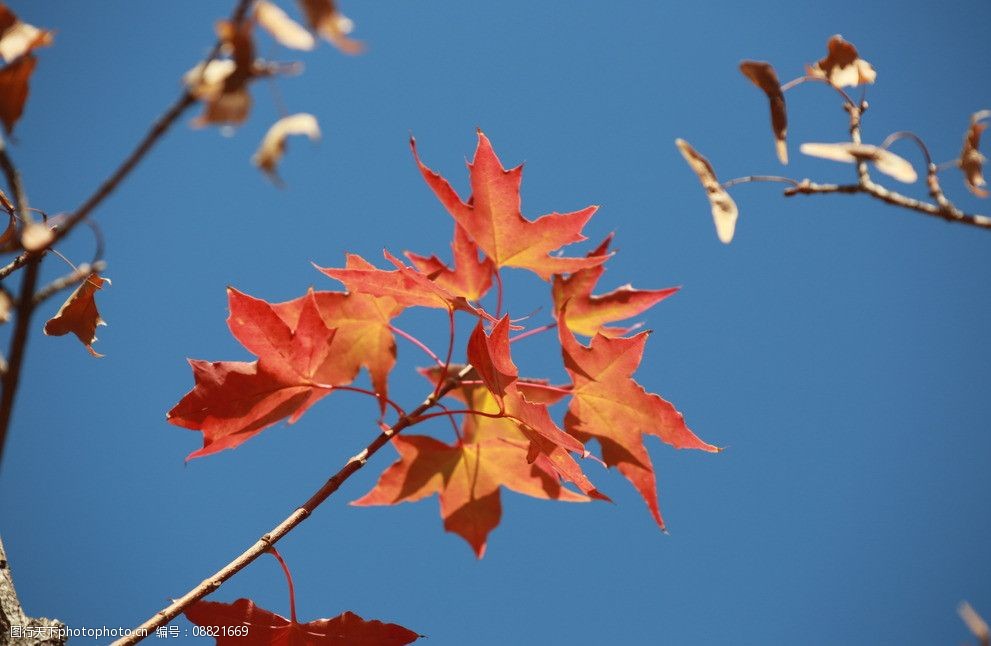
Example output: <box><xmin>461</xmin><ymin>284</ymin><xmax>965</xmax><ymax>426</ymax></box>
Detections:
<box><xmin>171</xmin><ymin>130</ymin><xmax>719</xmax><ymax>557</ymax></box>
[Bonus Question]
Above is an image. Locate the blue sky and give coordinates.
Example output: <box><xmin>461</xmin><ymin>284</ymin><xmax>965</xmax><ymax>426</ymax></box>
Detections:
<box><xmin>2</xmin><ymin>1</ymin><xmax>990</xmax><ymax>644</ymax></box>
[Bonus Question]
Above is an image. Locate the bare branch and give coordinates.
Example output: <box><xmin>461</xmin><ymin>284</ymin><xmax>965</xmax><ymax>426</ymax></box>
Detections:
<box><xmin>0</xmin><ymin>137</ymin><xmax>29</xmax><ymax>224</ymax></box>
<box><xmin>32</xmin><ymin>261</ymin><xmax>107</xmax><ymax>307</ymax></box>
<box><xmin>112</xmin><ymin>366</ymin><xmax>475</xmax><ymax>646</ymax></box>
<box><xmin>783</xmin><ymin>179</ymin><xmax>991</xmax><ymax>229</ymax></box>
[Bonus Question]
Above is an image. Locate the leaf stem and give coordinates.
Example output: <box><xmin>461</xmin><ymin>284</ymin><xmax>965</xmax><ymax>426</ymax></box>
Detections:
<box><xmin>111</xmin><ymin>365</ymin><xmax>476</xmax><ymax>645</ymax></box>
<box><xmin>783</xmin><ymin>179</ymin><xmax>991</xmax><ymax>229</ymax></box>
<box><xmin>720</xmin><ymin>175</ymin><xmax>800</xmax><ymax>189</ymax></box>
<box><xmin>494</xmin><ymin>269</ymin><xmax>504</xmax><ymax>318</ymax></box>
<box><xmin>267</xmin><ymin>547</ymin><xmax>297</xmax><ymax>624</ymax></box>
<box><xmin>389</xmin><ymin>324</ymin><xmax>443</xmax><ymax>367</ymax></box>
<box><xmin>330</xmin><ymin>385</ymin><xmax>406</xmax><ymax>418</ymax></box>
<box><xmin>509</xmin><ymin>322</ymin><xmax>557</xmax><ymax>344</ymax></box>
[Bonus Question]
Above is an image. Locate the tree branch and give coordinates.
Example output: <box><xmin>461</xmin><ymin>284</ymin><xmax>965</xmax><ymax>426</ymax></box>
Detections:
<box><xmin>0</xmin><ymin>535</ymin><xmax>66</xmax><ymax>645</ymax></box>
<box><xmin>783</xmin><ymin>179</ymin><xmax>991</xmax><ymax>229</ymax></box>
<box><xmin>112</xmin><ymin>365</ymin><xmax>475</xmax><ymax>646</ymax></box>
<box><xmin>31</xmin><ymin>260</ymin><xmax>107</xmax><ymax>307</ymax></box>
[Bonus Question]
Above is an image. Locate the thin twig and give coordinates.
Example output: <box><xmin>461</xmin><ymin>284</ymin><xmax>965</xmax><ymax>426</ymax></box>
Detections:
<box><xmin>783</xmin><ymin>179</ymin><xmax>991</xmax><ymax>229</ymax></box>
<box><xmin>0</xmin><ymin>260</ymin><xmax>40</xmax><ymax>469</ymax></box>
<box><xmin>0</xmin><ymin>137</ymin><xmax>30</xmax><ymax>224</ymax></box>
<box><xmin>721</xmin><ymin>175</ymin><xmax>800</xmax><ymax>189</ymax></box>
<box><xmin>32</xmin><ymin>260</ymin><xmax>107</xmax><ymax>306</ymax></box>
<box><xmin>111</xmin><ymin>365</ymin><xmax>475</xmax><ymax>646</ymax></box>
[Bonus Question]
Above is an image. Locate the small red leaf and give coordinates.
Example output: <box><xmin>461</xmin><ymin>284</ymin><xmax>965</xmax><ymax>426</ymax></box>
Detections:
<box><xmin>169</xmin><ymin>289</ymin><xmax>353</xmax><ymax>459</ymax></box>
<box><xmin>185</xmin><ymin>598</ymin><xmax>421</xmax><ymax>645</ymax></box>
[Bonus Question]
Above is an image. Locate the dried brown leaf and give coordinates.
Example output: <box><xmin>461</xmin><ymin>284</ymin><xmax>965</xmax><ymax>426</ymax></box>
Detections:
<box><xmin>44</xmin><ymin>273</ymin><xmax>110</xmax><ymax>357</ymax></box>
<box><xmin>254</xmin><ymin>0</ymin><xmax>315</xmax><ymax>50</ymax></box>
<box><xmin>740</xmin><ymin>60</ymin><xmax>788</xmax><ymax>164</ymax></box>
<box><xmin>808</xmin><ymin>35</ymin><xmax>876</xmax><ymax>88</ymax></box>
<box><xmin>959</xmin><ymin>110</ymin><xmax>990</xmax><ymax>197</ymax></box>
<box><xmin>0</xmin><ymin>211</ymin><xmax>14</xmax><ymax>251</ymax></box>
<box><xmin>0</xmin><ymin>4</ymin><xmax>52</xmax><ymax>63</ymax></box>
<box><xmin>186</xmin><ymin>20</ymin><xmax>259</xmax><ymax>126</ymax></box>
<box><xmin>800</xmin><ymin>142</ymin><xmax>917</xmax><ymax>183</ymax></box>
<box><xmin>297</xmin><ymin>0</ymin><xmax>364</xmax><ymax>54</ymax></box>
<box><xmin>252</xmin><ymin>112</ymin><xmax>321</xmax><ymax>182</ymax></box>
<box><xmin>675</xmin><ymin>139</ymin><xmax>739</xmax><ymax>243</ymax></box>
<box><xmin>0</xmin><ymin>53</ymin><xmax>35</xmax><ymax>134</ymax></box>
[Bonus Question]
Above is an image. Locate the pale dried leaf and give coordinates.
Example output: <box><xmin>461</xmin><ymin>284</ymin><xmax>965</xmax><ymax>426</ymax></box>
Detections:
<box><xmin>0</xmin><ymin>286</ymin><xmax>11</xmax><ymax>324</ymax></box>
<box><xmin>675</xmin><ymin>139</ymin><xmax>739</xmax><ymax>243</ymax></box>
<box><xmin>183</xmin><ymin>59</ymin><xmax>236</xmax><ymax>99</ymax></box>
<box><xmin>809</xmin><ymin>35</ymin><xmax>876</xmax><ymax>88</ymax></box>
<box><xmin>189</xmin><ymin>20</ymin><xmax>258</xmax><ymax>127</ymax></box>
<box><xmin>254</xmin><ymin>0</ymin><xmax>315</xmax><ymax>51</ymax></box>
<box><xmin>959</xmin><ymin>602</ymin><xmax>990</xmax><ymax>644</ymax></box>
<box><xmin>21</xmin><ymin>221</ymin><xmax>53</xmax><ymax>251</ymax></box>
<box><xmin>800</xmin><ymin>142</ymin><xmax>917</xmax><ymax>183</ymax></box>
<box><xmin>252</xmin><ymin>112</ymin><xmax>321</xmax><ymax>182</ymax></box>
<box><xmin>297</xmin><ymin>0</ymin><xmax>364</xmax><ymax>54</ymax></box>
<box><xmin>740</xmin><ymin>60</ymin><xmax>788</xmax><ymax>164</ymax></box>
<box><xmin>0</xmin><ymin>5</ymin><xmax>52</xmax><ymax>63</ymax></box>
<box><xmin>959</xmin><ymin>110</ymin><xmax>990</xmax><ymax>197</ymax></box>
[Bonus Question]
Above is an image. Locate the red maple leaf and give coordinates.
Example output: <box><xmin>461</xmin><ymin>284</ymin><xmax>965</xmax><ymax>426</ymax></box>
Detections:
<box><xmin>317</xmin><ymin>251</ymin><xmax>491</xmax><ymax>318</ymax></box>
<box><xmin>185</xmin><ymin>598</ymin><xmax>420</xmax><ymax>645</ymax></box>
<box><xmin>169</xmin><ymin>288</ymin><xmax>352</xmax><ymax>460</ymax></box>
<box><xmin>552</xmin><ymin>234</ymin><xmax>678</xmax><ymax>337</ymax></box>
<box><xmin>411</xmin><ymin>130</ymin><xmax>608</xmax><ymax>281</ymax></box>
<box><xmin>354</xmin><ymin>318</ymin><xmax>606</xmax><ymax>556</ymax></box>
<box><xmin>559</xmin><ymin>317</ymin><xmax>720</xmax><ymax>530</ymax></box>
<box><xmin>272</xmin><ymin>288</ymin><xmax>403</xmax><ymax>413</ymax></box>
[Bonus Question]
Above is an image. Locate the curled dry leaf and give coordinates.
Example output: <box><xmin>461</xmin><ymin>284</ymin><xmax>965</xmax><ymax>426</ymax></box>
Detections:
<box><xmin>0</xmin><ymin>210</ymin><xmax>15</xmax><ymax>251</ymax></box>
<box><xmin>43</xmin><ymin>273</ymin><xmax>110</xmax><ymax>357</ymax></box>
<box><xmin>0</xmin><ymin>54</ymin><xmax>36</xmax><ymax>134</ymax></box>
<box><xmin>253</xmin><ymin>113</ymin><xmax>321</xmax><ymax>183</ymax></box>
<box><xmin>185</xmin><ymin>20</ymin><xmax>261</xmax><ymax>126</ymax></box>
<box><xmin>739</xmin><ymin>60</ymin><xmax>788</xmax><ymax>164</ymax></box>
<box><xmin>297</xmin><ymin>0</ymin><xmax>364</xmax><ymax>55</ymax></box>
<box><xmin>0</xmin><ymin>285</ymin><xmax>11</xmax><ymax>324</ymax></box>
<box><xmin>800</xmin><ymin>142</ymin><xmax>917</xmax><ymax>183</ymax></box>
<box><xmin>0</xmin><ymin>5</ymin><xmax>51</xmax><ymax>134</ymax></box>
<box><xmin>674</xmin><ymin>139</ymin><xmax>739</xmax><ymax>243</ymax></box>
<box><xmin>808</xmin><ymin>35</ymin><xmax>876</xmax><ymax>88</ymax></box>
<box><xmin>0</xmin><ymin>4</ymin><xmax>52</xmax><ymax>62</ymax></box>
<box><xmin>254</xmin><ymin>0</ymin><xmax>315</xmax><ymax>51</ymax></box>
<box><xmin>959</xmin><ymin>110</ymin><xmax>990</xmax><ymax>197</ymax></box>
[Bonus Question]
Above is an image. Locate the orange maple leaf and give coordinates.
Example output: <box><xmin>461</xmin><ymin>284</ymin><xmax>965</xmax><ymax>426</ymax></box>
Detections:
<box><xmin>552</xmin><ymin>234</ymin><xmax>678</xmax><ymax>337</ymax></box>
<box><xmin>272</xmin><ymin>288</ymin><xmax>403</xmax><ymax>413</ymax></box>
<box><xmin>352</xmin><ymin>434</ymin><xmax>589</xmax><ymax>558</ymax></box>
<box><xmin>317</xmin><ymin>251</ymin><xmax>492</xmax><ymax>318</ymax></box>
<box><xmin>405</xmin><ymin>223</ymin><xmax>495</xmax><ymax>302</ymax></box>
<box><xmin>411</xmin><ymin>130</ymin><xmax>608</xmax><ymax>281</ymax></box>
<box><xmin>559</xmin><ymin>318</ymin><xmax>719</xmax><ymax>530</ymax></box>
<box><xmin>169</xmin><ymin>288</ymin><xmax>352</xmax><ymax>459</ymax></box>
